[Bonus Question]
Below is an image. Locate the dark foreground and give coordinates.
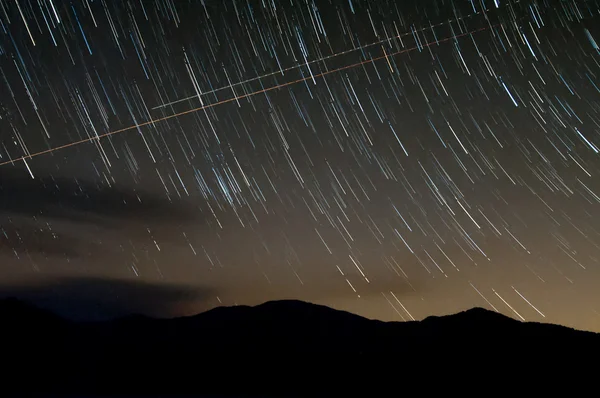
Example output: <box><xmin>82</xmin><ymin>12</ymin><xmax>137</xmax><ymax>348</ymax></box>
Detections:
<box><xmin>2</xmin><ymin>298</ymin><xmax>598</xmax><ymax>396</ymax></box>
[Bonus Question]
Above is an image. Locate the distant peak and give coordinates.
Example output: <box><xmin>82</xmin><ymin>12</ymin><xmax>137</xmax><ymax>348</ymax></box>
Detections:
<box><xmin>0</xmin><ymin>297</ymin><xmax>39</xmax><ymax>311</ymax></box>
<box><xmin>255</xmin><ymin>299</ymin><xmax>365</xmax><ymax>317</ymax></box>
<box><xmin>257</xmin><ymin>299</ymin><xmax>321</xmax><ymax>309</ymax></box>
<box><xmin>0</xmin><ymin>297</ymin><xmax>65</xmax><ymax>324</ymax></box>
<box><xmin>463</xmin><ymin>307</ymin><xmax>499</xmax><ymax>315</ymax></box>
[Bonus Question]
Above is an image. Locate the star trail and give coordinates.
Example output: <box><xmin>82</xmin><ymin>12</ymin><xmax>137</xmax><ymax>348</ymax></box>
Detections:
<box><xmin>1</xmin><ymin>0</ymin><xmax>600</xmax><ymax>331</ymax></box>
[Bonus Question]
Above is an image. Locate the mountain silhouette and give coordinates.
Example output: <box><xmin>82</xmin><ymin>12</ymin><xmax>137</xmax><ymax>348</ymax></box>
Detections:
<box><xmin>1</xmin><ymin>298</ymin><xmax>597</xmax><ymax>396</ymax></box>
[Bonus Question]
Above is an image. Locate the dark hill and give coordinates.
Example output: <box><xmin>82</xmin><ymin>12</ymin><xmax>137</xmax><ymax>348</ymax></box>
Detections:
<box><xmin>1</xmin><ymin>298</ymin><xmax>598</xmax><ymax>396</ymax></box>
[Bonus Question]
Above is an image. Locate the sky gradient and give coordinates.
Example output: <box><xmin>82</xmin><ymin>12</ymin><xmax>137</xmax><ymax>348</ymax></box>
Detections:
<box><xmin>1</xmin><ymin>0</ymin><xmax>600</xmax><ymax>331</ymax></box>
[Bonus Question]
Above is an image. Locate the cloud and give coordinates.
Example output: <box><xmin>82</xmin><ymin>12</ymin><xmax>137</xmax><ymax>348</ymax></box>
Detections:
<box><xmin>0</xmin><ymin>276</ymin><xmax>216</xmax><ymax>321</ymax></box>
<box><xmin>0</xmin><ymin>167</ymin><xmax>195</xmax><ymax>223</ymax></box>
<box><xmin>0</xmin><ymin>167</ymin><xmax>203</xmax><ymax>259</ymax></box>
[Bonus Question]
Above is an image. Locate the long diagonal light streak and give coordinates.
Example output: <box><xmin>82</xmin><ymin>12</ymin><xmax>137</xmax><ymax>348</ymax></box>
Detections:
<box><xmin>0</xmin><ymin>24</ymin><xmax>496</xmax><ymax>168</ymax></box>
<box><xmin>151</xmin><ymin>8</ymin><xmax>497</xmax><ymax>110</ymax></box>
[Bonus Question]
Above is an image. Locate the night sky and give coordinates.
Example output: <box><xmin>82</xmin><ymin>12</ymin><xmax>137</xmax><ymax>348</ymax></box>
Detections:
<box><xmin>1</xmin><ymin>0</ymin><xmax>600</xmax><ymax>331</ymax></box>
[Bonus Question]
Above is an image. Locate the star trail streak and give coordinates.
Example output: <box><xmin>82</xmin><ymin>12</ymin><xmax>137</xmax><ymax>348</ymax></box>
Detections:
<box><xmin>152</xmin><ymin>8</ymin><xmax>500</xmax><ymax>110</ymax></box>
<box><xmin>1</xmin><ymin>0</ymin><xmax>600</xmax><ymax>333</ymax></box>
<box><xmin>0</xmin><ymin>23</ymin><xmax>495</xmax><ymax>167</ymax></box>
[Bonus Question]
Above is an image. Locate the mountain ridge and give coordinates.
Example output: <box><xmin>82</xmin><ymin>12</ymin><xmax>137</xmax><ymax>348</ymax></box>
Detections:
<box><xmin>1</xmin><ymin>297</ymin><xmax>598</xmax><ymax>395</ymax></box>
